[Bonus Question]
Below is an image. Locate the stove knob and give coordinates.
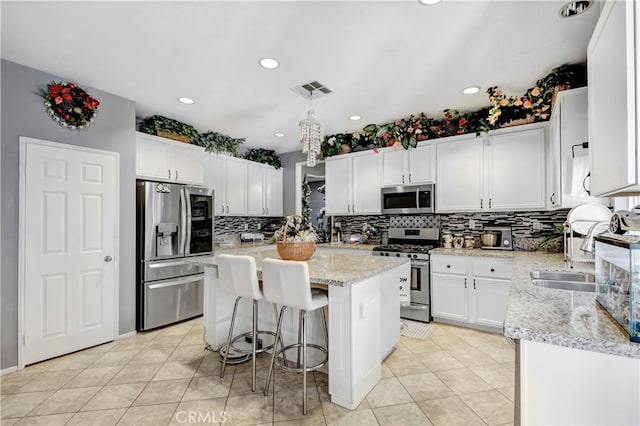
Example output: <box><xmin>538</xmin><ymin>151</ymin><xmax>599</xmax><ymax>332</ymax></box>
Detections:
<box><xmin>407</xmin><ymin>254</ymin><xmax>411</xmax><ymax>258</ymax></box>
<box><xmin>379</xmin><ymin>252</ymin><xmax>384</xmax><ymax>256</ymax></box>
<box><xmin>413</xmin><ymin>254</ymin><xmax>418</xmax><ymax>259</ymax></box>
<box><xmin>395</xmin><ymin>253</ymin><xmax>400</xmax><ymax>257</ymax></box>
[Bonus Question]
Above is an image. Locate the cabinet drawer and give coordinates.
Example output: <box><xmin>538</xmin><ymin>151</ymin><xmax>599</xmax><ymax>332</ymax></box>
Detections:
<box><xmin>431</xmin><ymin>256</ymin><xmax>468</xmax><ymax>274</ymax></box>
<box><xmin>472</xmin><ymin>259</ymin><xmax>513</xmax><ymax>279</ymax></box>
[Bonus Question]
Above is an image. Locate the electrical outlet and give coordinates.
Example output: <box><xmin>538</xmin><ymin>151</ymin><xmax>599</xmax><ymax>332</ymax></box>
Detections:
<box><xmin>244</xmin><ymin>224</ymin><xmax>249</xmax><ymax>231</ymax></box>
<box><xmin>469</xmin><ymin>219</ymin><xmax>475</xmax><ymax>229</ymax></box>
<box><xmin>532</xmin><ymin>221</ymin><xmax>541</xmax><ymax>230</ymax></box>
<box><xmin>257</xmin><ymin>223</ymin><xmax>262</xmax><ymax>230</ymax></box>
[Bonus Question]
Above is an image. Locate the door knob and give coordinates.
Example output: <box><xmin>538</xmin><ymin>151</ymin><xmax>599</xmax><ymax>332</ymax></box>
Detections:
<box><xmin>104</xmin><ymin>256</ymin><xmax>113</xmax><ymax>262</ymax></box>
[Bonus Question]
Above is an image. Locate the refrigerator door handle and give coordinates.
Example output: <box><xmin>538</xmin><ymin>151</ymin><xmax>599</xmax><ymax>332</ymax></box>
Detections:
<box><xmin>179</xmin><ymin>188</ymin><xmax>187</xmax><ymax>256</ymax></box>
<box><xmin>184</xmin><ymin>188</ymin><xmax>192</xmax><ymax>255</ymax></box>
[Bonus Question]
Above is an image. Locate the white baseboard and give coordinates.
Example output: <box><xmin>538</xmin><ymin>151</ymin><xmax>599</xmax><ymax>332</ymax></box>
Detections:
<box><xmin>1</xmin><ymin>366</ymin><xmax>18</xmax><ymax>376</ymax></box>
<box><xmin>116</xmin><ymin>330</ymin><xmax>137</xmax><ymax>340</ymax></box>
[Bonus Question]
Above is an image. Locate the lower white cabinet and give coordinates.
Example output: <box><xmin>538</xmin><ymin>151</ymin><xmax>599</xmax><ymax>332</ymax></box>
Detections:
<box><xmin>431</xmin><ymin>254</ymin><xmax>512</xmax><ymax>330</ymax></box>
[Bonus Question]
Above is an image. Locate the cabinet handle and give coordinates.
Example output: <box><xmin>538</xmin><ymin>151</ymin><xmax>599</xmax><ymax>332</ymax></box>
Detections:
<box><xmin>446</xmin><ymin>264</ymin><xmax>451</xmax><ymax>269</ymax></box>
<box><xmin>266</xmin><ymin>207</ymin><xmax>269</xmax><ymax>215</ymax></box>
<box><xmin>226</xmin><ymin>206</ymin><xmax>229</xmax><ymax>214</ymax></box>
<box><xmin>464</xmin><ymin>278</ymin><xmax>467</xmax><ymax>289</ymax></box>
<box><xmin>489</xmin><ymin>198</ymin><xmax>492</xmax><ymax>208</ymax></box>
<box><xmin>550</xmin><ymin>193</ymin><xmax>556</xmax><ymax>205</ymax></box>
<box><xmin>347</xmin><ymin>204</ymin><xmax>350</xmax><ymax>213</ymax></box>
<box><xmin>480</xmin><ymin>199</ymin><xmax>483</xmax><ymax>209</ymax></box>
<box><xmin>402</xmin><ymin>175</ymin><xmax>405</xmax><ymax>184</ymax></box>
<box><xmin>352</xmin><ymin>204</ymin><xmax>355</xmax><ymax>213</ymax></box>
<box><xmin>473</xmin><ymin>278</ymin><xmax>476</xmax><ymax>289</ymax></box>
<box><xmin>221</xmin><ymin>206</ymin><xmax>225</xmax><ymax>214</ymax></box>
<box><xmin>490</xmin><ymin>268</ymin><xmax>495</xmax><ymax>272</ymax></box>
<box><xmin>168</xmin><ymin>169</ymin><xmax>171</xmax><ymax>179</ymax></box>
<box><xmin>408</xmin><ymin>173</ymin><xmax>412</xmax><ymax>182</ymax></box>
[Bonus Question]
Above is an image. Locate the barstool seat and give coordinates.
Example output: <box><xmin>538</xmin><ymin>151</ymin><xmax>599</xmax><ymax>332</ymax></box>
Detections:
<box><xmin>216</xmin><ymin>253</ymin><xmax>286</xmax><ymax>392</ymax></box>
<box><xmin>261</xmin><ymin>258</ymin><xmax>329</xmax><ymax>415</ymax></box>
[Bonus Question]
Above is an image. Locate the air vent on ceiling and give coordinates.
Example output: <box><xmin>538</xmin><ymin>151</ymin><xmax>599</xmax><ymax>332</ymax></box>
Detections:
<box><xmin>291</xmin><ymin>80</ymin><xmax>333</xmax><ymax>100</ymax></box>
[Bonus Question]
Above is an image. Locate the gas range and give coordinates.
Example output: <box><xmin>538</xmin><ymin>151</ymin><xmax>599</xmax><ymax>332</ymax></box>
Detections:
<box><xmin>372</xmin><ymin>227</ymin><xmax>440</xmax><ymax>261</ymax></box>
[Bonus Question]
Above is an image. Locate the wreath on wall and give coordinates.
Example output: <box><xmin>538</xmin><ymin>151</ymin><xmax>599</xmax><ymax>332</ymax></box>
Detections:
<box><xmin>40</xmin><ymin>81</ymin><xmax>100</xmax><ymax>129</ymax></box>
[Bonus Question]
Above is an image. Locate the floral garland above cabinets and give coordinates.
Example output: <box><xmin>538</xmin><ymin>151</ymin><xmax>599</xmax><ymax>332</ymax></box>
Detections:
<box><xmin>321</xmin><ymin>63</ymin><xmax>586</xmax><ymax>159</ymax></box>
<box><xmin>40</xmin><ymin>81</ymin><xmax>100</xmax><ymax>130</ymax></box>
<box><xmin>243</xmin><ymin>148</ymin><xmax>282</xmax><ymax>169</ymax></box>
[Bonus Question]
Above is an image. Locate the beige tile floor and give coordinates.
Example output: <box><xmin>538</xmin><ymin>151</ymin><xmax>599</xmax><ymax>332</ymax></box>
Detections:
<box><xmin>0</xmin><ymin>318</ymin><xmax>515</xmax><ymax>425</ymax></box>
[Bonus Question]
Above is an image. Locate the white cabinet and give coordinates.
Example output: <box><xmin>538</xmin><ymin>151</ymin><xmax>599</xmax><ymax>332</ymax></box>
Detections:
<box><xmin>381</xmin><ymin>142</ymin><xmax>435</xmax><ymax>186</ymax></box>
<box><xmin>588</xmin><ymin>0</ymin><xmax>639</xmax><ymax>196</ymax></box>
<box><xmin>246</xmin><ymin>162</ymin><xmax>283</xmax><ymax>217</ymax></box>
<box><xmin>485</xmin><ymin>127</ymin><xmax>546</xmax><ymax>211</ymax></box>
<box><xmin>326</xmin><ymin>151</ymin><xmax>382</xmax><ymax>215</ymax></box>
<box><xmin>435</xmin><ymin>125</ymin><xmax>546</xmax><ymax>213</ymax></box>
<box><xmin>136</xmin><ymin>132</ymin><xmax>205</xmax><ymax>185</ymax></box>
<box><xmin>435</xmin><ymin>135</ymin><xmax>484</xmax><ymax>212</ymax></box>
<box><xmin>548</xmin><ymin>88</ymin><xmax>611</xmax><ymax>208</ymax></box>
<box><xmin>431</xmin><ymin>254</ymin><xmax>512</xmax><ymax>331</ymax></box>
<box><xmin>203</xmin><ymin>154</ymin><xmax>247</xmax><ymax>216</ymax></box>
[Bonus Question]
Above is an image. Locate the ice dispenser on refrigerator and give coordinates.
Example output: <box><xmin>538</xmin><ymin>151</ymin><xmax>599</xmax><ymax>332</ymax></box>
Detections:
<box><xmin>594</xmin><ymin>234</ymin><xmax>640</xmax><ymax>342</ymax></box>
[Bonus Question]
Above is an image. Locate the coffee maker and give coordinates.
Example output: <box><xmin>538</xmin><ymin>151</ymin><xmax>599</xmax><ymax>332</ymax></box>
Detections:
<box><xmin>480</xmin><ymin>225</ymin><xmax>514</xmax><ymax>250</ymax></box>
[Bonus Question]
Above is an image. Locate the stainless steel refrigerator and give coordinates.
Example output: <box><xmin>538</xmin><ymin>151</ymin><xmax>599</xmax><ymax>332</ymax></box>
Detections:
<box><xmin>136</xmin><ymin>181</ymin><xmax>214</xmax><ymax>331</ymax></box>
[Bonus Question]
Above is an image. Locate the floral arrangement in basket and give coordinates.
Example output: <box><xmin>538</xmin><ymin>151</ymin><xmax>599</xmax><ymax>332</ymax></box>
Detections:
<box><xmin>274</xmin><ymin>215</ymin><xmax>317</xmax><ymax>261</ymax></box>
<box><xmin>40</xmin><ymin>81</ymin><xmax>100</xmax><ymax>129</ymax></box>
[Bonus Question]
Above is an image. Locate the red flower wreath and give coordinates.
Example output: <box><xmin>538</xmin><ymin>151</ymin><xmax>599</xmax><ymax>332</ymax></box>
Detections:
<box><xmin>41</xmin><ymin>81</ymin><xmax>99</xmax><ymax>129</ymax></box>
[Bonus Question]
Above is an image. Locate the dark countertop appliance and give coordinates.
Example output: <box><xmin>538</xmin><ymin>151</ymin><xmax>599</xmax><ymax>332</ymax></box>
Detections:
<box><xmin>372</xmin><ymin>227</ymin><xmax>440</xmax><ymax>323</ymax></box>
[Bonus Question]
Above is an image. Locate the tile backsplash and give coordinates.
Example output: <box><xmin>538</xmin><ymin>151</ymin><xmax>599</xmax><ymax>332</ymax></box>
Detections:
<box><xmin>215</xmin><ymin>216</ymin><xmax>284</xmax><ymax>237</ymax></box>
<box><xmin>332</xmin><ymin>210</ymin><xmax>570</xmax><ymax>252</ymax></box>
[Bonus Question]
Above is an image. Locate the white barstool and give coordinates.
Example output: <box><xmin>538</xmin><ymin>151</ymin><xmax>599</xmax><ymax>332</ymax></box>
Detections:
<box><xmin>216</xmin><ymin>253</ymin><xmax>286</xmax><ymax>392</ymax></box>
<box><xmin>261</xmin><ymin>258</ymin><xmax>329</xmax><ymax>415</ymax></box>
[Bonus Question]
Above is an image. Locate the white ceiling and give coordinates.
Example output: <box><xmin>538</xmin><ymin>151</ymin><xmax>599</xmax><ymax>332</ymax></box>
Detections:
<box><xmin>1</xmin><ymin>0</ymin><xmax>600</xmax><ymax>154</ymax></box>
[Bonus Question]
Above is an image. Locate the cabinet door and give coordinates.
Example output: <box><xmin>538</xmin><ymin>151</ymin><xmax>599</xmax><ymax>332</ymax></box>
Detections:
<box><xmin>173</xmin><ymin>144</ymin><xmax>204</xmax><ymax>185</ymax></box>
<box><xmin>203</xmin><ymin>154</ymin><xmax>226</xmax><ymax>216</ymax></box>
<box><xmin>408</xmin><ymin>143</ymin><xmax>435</xmax><ymax>183</ymax></box>
<box><xmin>436</xmin><ymin>137</ymin><xmax>483</xmax><ymax>212</ymax></box>
<box><xmin>382</xmin><ymin>149</ymin><xmax>406</xmax><ymax>186</ymax></box>
<box><xmin>430</xmin><ymin>273</ymin><xmax>469</xmax><ymax>321</ymax></box>
<box><xmin>588</xmin><ymin>0</ymin><xmax>637</xmax><ymax>196</ymax></box>
<box><xmin>471</xmin><ymin>277</ymin><xmax>511</xmax><ymax>328</ymax></box>
<box><xmin>325</xmin><ymin>157</ymin><xmax>352</xmax><ymax>215</ymax></box>
<box><xmin>224</xmin><ymin>158</ymin><xmax>247</xmax><ymax>215</ymax></box>
<box><xmin>246</xmin><ymin>163</ymin><xmax>265</xmax><ymax>216</ymax></box>
<box><xmin>486</xmin><ymin>128</ymin><xmax>545</xmax><ymax>210</ymax></box>
<box><xmin>352</xmin><ymin>153</ymin><xmax>382</xmax><ymax>214</ymax></box>
<box><xmin>264</xmin><ymin>167</ymin><xmax>283</xmax><ymax>217</ymax></box>
<box><xmin>136</xmin><ymin>136</ymin><xmax>172</xmax><ymax>181</ymax></box>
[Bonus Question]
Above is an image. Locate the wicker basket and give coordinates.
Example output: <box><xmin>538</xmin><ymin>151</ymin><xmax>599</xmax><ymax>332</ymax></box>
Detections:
<box><xmin>157</xmin><ymin>131</ymin><xmax>191</xmax><ymax>143</ymax></box>
<box><xmin>276</xmin><ymin>241</ymin><xmax>316</xmax><ymax>261</ymax></box>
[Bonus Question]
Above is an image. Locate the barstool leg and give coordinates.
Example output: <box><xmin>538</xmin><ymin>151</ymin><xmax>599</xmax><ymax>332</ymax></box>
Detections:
<box><xmin>272</xmin><ymin>304</ymin><xmax>288</xmax><ymax>367</ymax></box>
<box><xmin>264</xmin><ymin>306</ymin><xmax>287</xmax><ymax>396</ymax></box>
<box><xmin>302</xmin><ymin>309</ymin><xmax>308</xmax><ymax>415</ymax></box>
<box><xmin>251</xmin><ymin>299</ymin><xmax>258</xmax><ymax>392</ymax></box>
<box><xmin>221</xmin><ymin>296</ymin><xmax>241</xmax><ymax>380</ymax></box>
<box><xmin>297</xmin><ymin>310</ymin><xmax>303</xmax><ymax>367</ymax></box>
<box><xmin>321</xmin><ymin>306</ymin><xmax>329</xmax><ymax>349</ymax></box>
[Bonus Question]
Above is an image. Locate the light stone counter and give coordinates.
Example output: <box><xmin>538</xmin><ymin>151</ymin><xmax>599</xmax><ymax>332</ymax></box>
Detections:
<box><xmin>190</xmin><ymin>246</ymin><xmax>408</xmax><ymax>287</ymax></box>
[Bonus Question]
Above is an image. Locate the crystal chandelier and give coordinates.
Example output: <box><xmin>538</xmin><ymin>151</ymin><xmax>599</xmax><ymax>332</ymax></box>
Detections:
<box><xmin>299</xmin><ymin>93</ymin><xmax>323</xmax><ymax>167</ymax></box>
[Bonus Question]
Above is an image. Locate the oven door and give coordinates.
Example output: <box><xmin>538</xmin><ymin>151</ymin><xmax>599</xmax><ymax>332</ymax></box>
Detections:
<box><xmin>401</xmin><ymin>259</ymin><xmax>431</xmax><ymax>323</ymax></box>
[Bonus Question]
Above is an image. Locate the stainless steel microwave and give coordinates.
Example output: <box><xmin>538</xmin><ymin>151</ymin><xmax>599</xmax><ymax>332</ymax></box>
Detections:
<box><xmin>382</xmin><ymin>184</ymin><xmax>434</xmax><ymax>214</ymax></box>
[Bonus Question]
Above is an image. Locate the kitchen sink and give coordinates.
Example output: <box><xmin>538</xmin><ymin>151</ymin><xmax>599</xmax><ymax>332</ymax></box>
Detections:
<box><xmin>529</xmin><ymin>270</ymin><xmax>595</xmax><ymax>282</ymax></box>
<box><xmin>531</xmin><ymin>279</ymin><xmax>596</xmax><ymax>292</ymax></box>
<box><xmin>529</xmin><ymin>270</ymin><xmax>596</xmax><ymax>292</ymax></box>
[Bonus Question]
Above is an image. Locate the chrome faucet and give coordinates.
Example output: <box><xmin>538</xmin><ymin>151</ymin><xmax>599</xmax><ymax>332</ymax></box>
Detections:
<box><xmin>579</xmin><ymin>221</ymin><xmax>610</xmax><ymax>253</ymax></box>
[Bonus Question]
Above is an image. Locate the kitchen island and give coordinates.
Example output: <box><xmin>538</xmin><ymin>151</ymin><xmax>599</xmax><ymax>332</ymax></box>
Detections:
<box><xmin>191</xmin><ymin>245</ymin><xmax>410</xmax><ymax>410</ymax></box>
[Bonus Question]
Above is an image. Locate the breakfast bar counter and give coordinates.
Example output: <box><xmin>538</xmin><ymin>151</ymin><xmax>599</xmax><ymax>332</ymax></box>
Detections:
<box><xmin>190</xmin><ymin>247</ymin><xmax>410</xmax><ymax>410</ymax></box>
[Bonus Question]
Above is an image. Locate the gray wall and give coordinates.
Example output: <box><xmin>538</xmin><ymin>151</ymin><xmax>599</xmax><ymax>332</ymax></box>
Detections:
<box><xmin>1</xmin><ymin>60</ymin><xmax>137</xmax><ymax>369</ymax></box>
<box><xmin>280</xmin><ymin>151</ymin><xmax>307</xmax><ymax>216</ymax></box>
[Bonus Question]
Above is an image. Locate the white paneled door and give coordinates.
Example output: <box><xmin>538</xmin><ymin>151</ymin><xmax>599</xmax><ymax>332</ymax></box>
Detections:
<box><xmin>20</xmin><ymin>137</ymin><xmax>118</xmax><ymax>366</ymax></box>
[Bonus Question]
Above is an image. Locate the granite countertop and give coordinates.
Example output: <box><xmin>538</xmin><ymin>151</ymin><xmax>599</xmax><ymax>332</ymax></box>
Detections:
<box><xmin>189</xmin><ymin>247</ymin><xmax>408</xmax><ymax>287</ymax></box>
<box><xmin>317</xmin><ymin>242</ymin><xmax>376</xmax><ymax>251</ymax></box>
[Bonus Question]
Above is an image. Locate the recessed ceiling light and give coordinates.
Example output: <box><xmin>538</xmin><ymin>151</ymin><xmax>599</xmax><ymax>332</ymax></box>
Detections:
<box><xmin>349</xmin><ymin>115</ymin><xmax>362</xmax><ymax>121</ymax></box>
<box><xmin>559</xmin><ymin>0</ymin><xmax>593</xmax><ymax>17</ymax></box>
<box><xmin>463</xmin><ymin>86</ymin><xmax>480</xmax><ymax>95</ymax></box>
<box><xmin>417</xmin><ymin>0</ymin><xmax>441</xmax><ymax>5</ymax></box>
<box><xmin>177</xmin><ymin>97</ymin><xmax>194</xmax><ymax>104</ymax></box>
<box><xmin>259</xmin><ymin>57</ymin><xmax>279</xmax><ymax>69</ymax></box>
<box><xmin>274</xmin><ymin>132</ymin><xmax>285</xmax><ymax>137</ymax></box>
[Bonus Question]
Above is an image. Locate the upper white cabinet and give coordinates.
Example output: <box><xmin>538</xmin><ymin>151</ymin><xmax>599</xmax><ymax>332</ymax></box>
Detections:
<box><xmin>436</xmin><ymin>135</ymin><xmax>483</xmax><ymax>212</ymax></box>
<box><xmin>382</xmin><ymin>142</ymin><xmax>435</xmax><ymax>186</ymax></box>
<box><xmin>548</xmin><ymin>88</ymin><xmax>611</xmax><ymax>208</ymax></box>
<box><xmin>246</xmin><ymin>162</ymin><xmax>283</xmax><ymax>217</ymax></box>
<box><xmin>435</xmin><ymin>124</ymin><xmax>546</xmax><ymax>213</ymax></box>
<box><xmin>326</xmin><ymin>151</ymin><xmax>382</xmax><ymax>215</ymax></box>
<box><xmin>136</xmin><ymin>132</ymin><xmax>204</xmax><ymax>185</ymax></box>
<box><xmin>203</xmin><ymin>154</ymin><xmax>247</xmax><ymax>216</ymax></box>
<box><xmin>588</xmin><ymin>0</ymin><xmax>639</xmax><ymax>196</ymax></box>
